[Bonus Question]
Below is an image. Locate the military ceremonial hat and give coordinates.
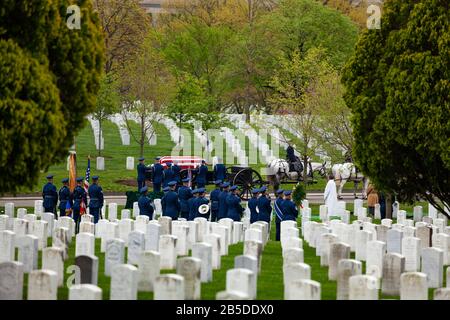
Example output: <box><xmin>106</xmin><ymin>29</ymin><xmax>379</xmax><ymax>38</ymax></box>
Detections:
<box><xmin>284</xmin><ymin>190</ymin><xmax>292</xmax><ymax>196</ymax></box>
<box><xmin>46</xmin><ymin>174</ymin><xmax>54</xmax><ymax>179</ymax></box>
<box><xmin>214</xmin><ymin>180</ymin><xmax>222</xmax><ymax>185</ymax></box>
<box><xmin>276</xmin><ymin>189</ymin><xmax>284</xmax><ymax>194</ymax></box>
<box><xmin>168</xmin><ymin>181</ymin><xmax>177</xmax><ymax>187</ymax></box>
<box><xmin>62</xmin><ymin>178</ymin><xmax>69</xmax><ymax>183</ymax></box>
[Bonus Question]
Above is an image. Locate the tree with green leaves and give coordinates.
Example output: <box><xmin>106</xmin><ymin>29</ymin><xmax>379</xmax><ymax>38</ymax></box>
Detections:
<box><xmin>342</xmin><ymin>0</ymin><xmax>449</xmax><ymax>217</ymax></box>
<box><xmin>0</xmin><ymin>0</ymin><xmax>104</xmax><ymax>193</ymax></box>
<box><xmin>93</xmin><ymin>73</ymin><xmax>120</xmax><ymax>156</ymax></box>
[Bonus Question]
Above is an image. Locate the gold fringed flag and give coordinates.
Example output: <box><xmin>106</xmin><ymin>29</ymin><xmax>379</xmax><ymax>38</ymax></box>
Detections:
<box><xmin>68</xmin><ymin>151</ymin><xmax>77</xmax><ymax>192</ymax></box>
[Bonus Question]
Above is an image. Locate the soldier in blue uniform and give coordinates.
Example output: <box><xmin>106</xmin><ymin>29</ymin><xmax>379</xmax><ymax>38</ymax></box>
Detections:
<box><xmin>209</xmin><ymin>180</ymin><xmax>222</xmax><ymax>222</ymax></box>
<box><xmin>194</xmin><ymin>188</ymin><xmax>210</xmax><ymax>220</ymax></box>
<box><xmin>138</xmin><ymin>186</ymin><xmax>154</xmax><ymax>218</ymax></box>
<box><xmin>217</xmin><ymin>182</ymin><xmax>230</xmax><ymax>220</ymax></box>
<box><xmin>88</xmin><ymin>175</ymin><xmax>104</xmax><ymax>224</ymax></box>
<box><xmin>162</xmin><ymin>162</ymin><xmax>175</xmax><ymax>188</ymax></box>
<box><xmin>257</xmin><ymin>186</ymin><xmax>272</xmax><ymax>225</ymax></box>
<box><xmin>178</xmin><ymin>178</ymin><xmax>193</xmax><ymax>220</ymax></box>
<box><xmin>58</xmin><ymin>178</ymin><xmax>72</xmax><ymax>218</ymax></box>
<box><xmin>226</xmin><ymin>186</ymin><xmax>244</xmax><ymax>221</ymax></box>
<box><xmin>72</xmin><ymin>177</ymin><xmax>87</xmax><ymax>233</ymax></box>
<box><xmin>152</xmin><ymin>157</ymin><xmax>163</xmax><ymax>192</ymax></box>
<box><xmin>248</xmin><ymin>188</ymin><xmax>260</xmax><ymax>224</ymax></box>
<box><xmin>214</xmin><ymin>160</ymin><xmax>226</xmax><ymax>182</ymax></box>
<box><xmin>172</xmin><ymin>161</ymin><xmax>181</xmax><ymax>185</ymax></box>
<box><xmin>195</xmin><ymin>160</ymin><xmax>208</xmax><ymax>188</ymax></box>
<box><xmin>137</xmin><ymin>157</ymin><xmax>147</xmax><ymax>191</ymax></box>
<box><xmin>273</xmin><ymin>189</ymin><xmax>285</xmax><ymax>241</ymax></box>
<box><xmin>281</xmin><ymin>190</ymin><xmax>298</xmax><ymax>221</ymax></box>
<box><xmin>161</xmin><ymin>181</ymin><xmax>180</xmax><ymax>220</ymax></box>
<box><xmin>188</xmin><ymin>189</ymin><xmax>199</xmax><ymax>220</ymax></box>
<box><xmin>42</xmin><ymin>174</ymin><xmax>58</xmax><ymax>217</ymax></box>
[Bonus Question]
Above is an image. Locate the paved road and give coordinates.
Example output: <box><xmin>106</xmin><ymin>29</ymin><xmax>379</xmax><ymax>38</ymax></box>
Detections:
<box><xmin>0</xmin><ymin>192</ymin><xmax>361</xmax><ymax>207</ymax></box>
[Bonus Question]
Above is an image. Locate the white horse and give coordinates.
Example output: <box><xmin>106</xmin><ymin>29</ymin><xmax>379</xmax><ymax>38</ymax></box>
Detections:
<box><xmin>267</xmin><ymin>158</ymin><xmax>327</xmax><ymax>190</ymax></box>
<box><xmin>332</xmin><ymin>163</ymin><xmax>369</xmax><ymax>199</ymax></box>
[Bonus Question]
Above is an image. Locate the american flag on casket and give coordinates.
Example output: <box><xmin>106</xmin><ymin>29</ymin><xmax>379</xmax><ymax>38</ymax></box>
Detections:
<box><xmin>159</xmin><ymin>156</ymin><xmax>206</xmax><ymax>169</ymax></box>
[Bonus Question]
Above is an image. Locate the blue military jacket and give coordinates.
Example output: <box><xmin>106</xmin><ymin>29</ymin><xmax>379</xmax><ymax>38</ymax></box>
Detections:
<box><xmin>88</xmin><ymin>184</ymin><xmax>104</xmax><ymax>209</ymax></box>
<box><xmin>72</xmin><ymin>186</ymin><xmax>87</xmax><ymax>211</ymax></box>
<box><xmin>58</xmin><ymin>186</ymin><xmax>72</xmax><ymax>210</ymax></box>
<box><xmin>257</xmin><ymin>195</ymin><xmax>272</xmax><ymax>223</ymax></box>
<box><xmin>188</xmin><ymin>197</ymin><xmax>197</xmax><ymax>220</ymax></box>
<box><xmin>281</xmin><ymin>199</ymin><xmax>299</xmax><ymax>221</ymax></box>
<box><xmin>43</xmin><ymin>182</ymin><xmax>58</xmax><ymax>208</ymax></box>
<box><xmin>196</xmin><ymin>165</ymin><xmax>208</xmax><ymax>184</ymax></box>
<box><xmin>172</xmin><ymin>165</ymin><xmax>181</xmax><ymax>182</ymax></box>
<box><xmin>138</xmin><ymin>195</ymin><xmax>154</xmax><ymax>217</ymax></box>
<box><xmin>226</xmin><ymin>193</ymin><xmax>244</xmax><ymax>221</ymax></box>
<box><xmin>214</xmin><ymin>164</ymin><xmax>226</xmax><ymax>181</ymax></box>
<box><xmin>163</xmin><ymin>168</ymin><xmax>175</xmax><ymax>187</ymax></box>
<box><xmin>137</xmin><ymin>163</ymin><xmax>147</xmax><ymax>181</ymax></box>
<box><xmin>152</xmin><ymin>163</ymin><xmax>164</xmax><ymax>184</ymax></box>
<box><xmin>248</xmin><ymin>196</ymin><xmax>259</xmax><ymax>224</ymax></box>
<box><xmin>274</xmin><ymin>197</ymin><xmax>285</xmax><ymax>221</ymax></box>
<box><xmin>210</xmin><ymin>188</ymin><xmax>221</xmax><ymax>211</ymax></box>
<box><xmin>161</xmin><ymin>190</ymin><xmax>180</xmax><ymax>219</ymax></box>
<box><xmin>190</xmin><ymin>197</ymin><xmax>209</xmax><ymax>220</ymax></box>
<box><xmin>217</xmin><ymin>190</ymin><xmax>229</xmax><ymax>220</ymax></box>
<box><xmin>178</xmin><ymin>186</ymin><xmax>193</xmax><ymax>213</ymax></box>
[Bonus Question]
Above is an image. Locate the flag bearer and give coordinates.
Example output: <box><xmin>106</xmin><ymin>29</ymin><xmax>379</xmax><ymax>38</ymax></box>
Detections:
<box><xmin>88</xmin><ymin>175</ymin><xmax>104</xmax><ymax>224</ymax></box>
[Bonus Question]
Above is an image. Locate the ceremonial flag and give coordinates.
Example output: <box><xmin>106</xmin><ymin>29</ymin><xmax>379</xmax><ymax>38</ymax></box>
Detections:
<box><xmin>65</xmin><ymin>199</ymin><xmax>72</xmax><ymax>216</ymax></box>
<box><xmin>84</xmin><ymin>156</ymin><xmax>91</xmax><ymax>192</ymax></box>
<box><xmin>68</xmin><ymin>152</ymin><xmax>77</xmax><ymax>192</ymax></box>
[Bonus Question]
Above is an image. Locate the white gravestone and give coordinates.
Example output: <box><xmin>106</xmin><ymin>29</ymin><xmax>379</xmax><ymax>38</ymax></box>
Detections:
<box><xmin>172</xmin><ymin>223</ymin><xmax>189</xmax><ymax>256</ymax></box>
<box><xmin>96</xmin><ymin>157</ymin><xmax>105</xmax><ymax>170</ymax></box>
<box><xmin>283</xmin><ymin>263</ymin><xmax>311</xmax><ymax>299</ymax></box>
<box><xmin>337</xmin><ymin>259</ymin><xmax>362</xmax><ymax>300</ymax></box>
<box><xmin>434</xmin><ymin>288</ymin><xmax>450</xmax><ymax>300</ymax></box>
<box><xmin>127</xmin><ymin>231</ymin><xmax>146</xmax><ymax>265</ymax></box>
<box><xmin>100</xmin><ymin>222</ymin><xmax>118</xmax><ymax>252</ymax></box>
<box><xmin>27</xmin><ymin>270</ymin><xmax>58</xmax><ymax>300</ymax></box>
<box><xmin>108</xmin><ymin>203</ymin><xmax>118</xmax><ymax>221</ymax></box>
<box><xmin>121</xmin><ymin>209</ymin><xmax>131</xmax><ymax>220</ymax></box>
<box><xmin>328</xmin><ymin>242</ymin><xmax>351</xmax><ymax>281</ymax></box>
<box><xmin>387</xmin><ymin>229</ymin><xmax>403</xmax><ymax>254</ymax></box>
<box><xmin>159</xmin><ymin>235</ymin><xmax>178</xmax><ymax>269</ymax></box>
<box><xmin>154</xmin><ymin>274</ymin><xmax>185</xmax><ymax>300</ymax></box>
<box><xmin>69</xmin><ymin>284</ymin><xmax>102</xmax><ymax>300</ymax></box>
<box><xmin>233</xmin><ymin>222</ymin><xmax>244</xmax><ymax>244</ymax></box>
<box><xmin>319</xmin><ymin>233</ymin><xmax>338</xmax><ymax>267</ymax></box>
<box><xmin>144</xmin><ymin>222</ymin><xmax>160</xmax><ymax>252</ymax></box>
<box><xmin>0</xmin><ymin>261</ymin><xmax>24</xmax><ymax>300</ymax></box>
<box><xmin>204</xmin><ymin>234</ymin><xmax>221</xmax><ymax>270</ymax></box>
<box><xmin>119</xmin><ymin>219</ymin><xmax>134</xmax><ymax>246</ymax></box>
<box><xmin>243</xmin><ymin>240</ymin><xmax>263</xmax><ymax>273</ymax></box>
<box><xmin>366</xmin><ymin>240</ymin><xmax>386</xmax><ymax>279</ymax></box>
<box><xmin>133</xmin><ymin>202</ymin><xmax>140</xmax><ymax>218</ymax></box>
<box><xmin>0</xmin><ymin>230</ymin><xmax>15</xmax><ymax>262</ymax></box>
<box><xmin>126</xmin><ymin>157</ymin><xmax>135</xmax><ymax>170</ymax></box>
<box><xmin>355</xmin><ymin>230</ymin><xmax>374</xmax><ymax>261</ymax></box>
<box><xmin>158</xmin><ymin>216</ymin><xmax>172</xmax><ymax>235</ymax></box>
<box><xmin>421</xmin><ymin>247</ymin><xmax>444</xmax><ymax>288</ymax></box>
<box><xmin>226</xmin><ymin>268</ymin><xmax>256</xmax><ymax>300</ymax></box>
<box><xmin>402</xmin><ymin>237</ymin><xmax>421</xmax><ymax>272</ymax></box>
<box><xmin>41</xmin><ymin>213</ymin><xmax>55</xmax><ymax>237</ymax></box>
<box><xmin>75</xmin><ymin>232</ymin><xmax>95</xmax><ymax>257</ymax></box>
<box><xmin>212</xmin><ymin>224</ymin><xmax>229</xmax><ymax>256</ymax></box>
<box><xmin>105</xmin><ymin>238</ymin><xmax>125</xmax><ymax>276</ymax></box>
<box><xmin>416</xmin><ymin>225</ymin><xmax>432</xmax><ymax>250</ymax></box>
<box><xmin>400</xmin><ymin>272</ymin><xmax>428</xmax><ymax>300</ymax></box>
<box><xmin>31</xmin><ymin>220</ymin><xmax>47</xmax><ymax>250</ymax></box>
<box><xmin>18</xmin><ymin>234</ymin><xmax>39</xmax><ymax>273</ymax></box>
<box><xmin>433</xmin><ymin>233</ymin><xmax>450</xmax><ymax>265</ymax></box>
<box><xmin>283</xmin><ymin>248</ymin><xmax>304</xmax><ymax>266</ymax></box>
<box><xmin>52</xmin><ymin>227</ymin><xmax>69</xmax><ymax>260</ymax></box>
<box><xmin>192</xmin><ymin>242</ymin><xmax>213</xmax><ymax>283</ymax></box>
<box><xmin>194</xmin><ymin>217</ymin><xmax>208</xmax><ymax>242</ymax></box>
<box><xmin>42</xmin><ymin>247</ymin><xmax>64</xmax><ymax>287</ymax></box>
<box><xmin>382</xmin><ymin>252</ymin><xmax>405</xmax><ymax>295</ymax></box>
<box><xmin>79</xmin><ymin>222</ymin><xmax>95</xmax><ymax>235</ymax></box>
<box><xmin>349</xmin><ymin>275</ymin><xmax>378</xmax><ymax>300</ymax></box>
<box><xmin>285</xmin><ymin>279</ymin><xmax>321</xmax><ymax>300</ymax></box>
<box><xmin>135</xmin><ymin>215</ymin><xmax>149</xmax><ymax>233</ymax></box>
<box><xmin>110</xmin><ymin>264</ymin><xmax>139</xmax><ymax>300</ymax></box>
<box><xmin>176</xmin><ymin>257</ymin><xmax>202</xmax><ymax>300</ymax></box>
<box><xmin>138</xmin><ymin>250</ymin><xmax>160</xmax><ymax>292</ymax></box>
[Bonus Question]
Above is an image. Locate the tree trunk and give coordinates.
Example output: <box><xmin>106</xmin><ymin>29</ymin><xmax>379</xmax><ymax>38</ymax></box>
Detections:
<box><xmin>98</xmin><ymin>118</ymin><xmax>102</xmax><ymax>157</ymax></box>
<box><xmin>385</xmin><ymin>193</ymin><xmax>393</xmax><ymax>219</ymax></box>
<box><xmin>303</xmin><ymin>155</ymin><xmax>308</xmax><ymax>188</ymax></box>
<box><xmin>140</xmin><ymin>115</ymin><xmax>145</xmax><ymax>157</ymax></box>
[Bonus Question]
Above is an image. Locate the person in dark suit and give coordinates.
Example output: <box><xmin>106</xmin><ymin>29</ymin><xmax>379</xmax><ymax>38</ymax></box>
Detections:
<box><xmin>72</xmin><ymin>177</ymin><xmax>87</xmax><ymax>233</ymax></box>
<box><xmin>195</xmin><ymin>160</ymin><xmax>208</xmax><ymax>188</ymax></box>
<box><xmin>172</xmin><ymin>161</ymin><xmax>181</xmax><ymax>185</ymax></box>
<box><xmin>273</xmin><ymin>189</ymin><xmax>285</xmax><ymax>241</ymax></box>
<box><xmin>58</xmin><ymin>178</ymin><xmax>72</xmax><ymax>218</ymax></box>
<box><xmin>163</xmin><ymin>162</ymin><xmax>175</xmax><ymax>188</ymax></box>
<box><xmin>257</xmin><ymin>186</ymin><xmax>272</xmax><ymax>224</ymax></box>
<box><xmin>217</xmin><ymin>182</ymin><xmax>230</xmax><ymax>221</ymax></box>
<box><xmin>248</xmin><ymin>188</ymin><xmax>260</xmax><ymax>224</ymax></box>
<box><xmin>42</xmin><ymin>174</ymin><xmax>58</xmax><ymax>216</ymax></box>
<box><xmin>152</xmin><ymin>157</ymin><xmax>163</xmax><ymax>192</ymax></box>
<box><xmin>226</xmin><ymin>186</ymin><xmax>244</xmax><ymax>221</ymax></box>
<box><xmin>214</xmin><ymin>160</ymin><xmax>226</xmax><ymax>182</ymax></box>
<box><xmin>137</xmin><ymin>157</ymin><xmax>147</xmax><ymax>191</ymax></box>
<box><xmin>209</xmin><ymin>180</ymin><xmax>222</xmax><ymax>222</ymax></box>
<box><xmin>188</xmin><ymin>189</ymin><xmax>199</xmax><ymax>221</ymax></box>
<box><xmin>178</xmin><ymin>178</ymin><xmax>193</xmax><ymax>220</ymax></box>
<box><xmin>161</xmin><ymin>181</ymin><xmax>180</xmax><ymax>220</ymax></box>
<box><xmin>281</xmin><ymin>190</ymin><xmax>298</xmax><ymax>221</ymax></box>
<box><xmin>88</xmin><ymin>175</ymin><xmax>104</xmax><ymax>224</ymax></box>
<box><xmin>138</xmin><ymin>186</ymin><xmax>154</xmax><ymax>218</ymax></box>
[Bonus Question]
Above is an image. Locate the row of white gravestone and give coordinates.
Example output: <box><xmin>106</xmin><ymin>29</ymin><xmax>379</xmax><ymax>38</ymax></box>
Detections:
<box><xmin>300</xmin><ymin>201</ymin><xmax>450</xmax><ymax>300</ymax></box>
<box><xmin>109</xmin><ymin>113</ymin><xmax>131</xmax><ymax>145</ymax></box>
<box><xmin>123</xmin><ymin>111</ymin><xmax>157</xmax><ymax>146</ymax></box>
<box><xmin>87</xmin><ymin>115</ymin><xmax>104</xmax><ymax>151</ymax></box>
<box><xmin>219</xmin><ymin>127</ymin><xmax>248</xmax><ymax>166</ymax></box>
